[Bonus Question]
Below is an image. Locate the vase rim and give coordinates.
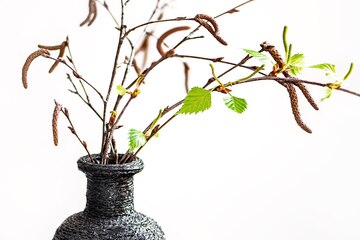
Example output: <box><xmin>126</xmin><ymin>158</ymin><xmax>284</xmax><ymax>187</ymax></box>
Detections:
<box><xmin>77</xmin><ymin>154</ymin><xmax>144</xmax><ymax>176</ymax></box>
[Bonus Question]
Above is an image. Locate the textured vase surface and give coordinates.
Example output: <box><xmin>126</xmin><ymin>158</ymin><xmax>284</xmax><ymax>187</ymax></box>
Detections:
<box><xmin>52</xmin><ymin>154</ymin><xmax>165</xmax><ymax>240</ymax></box>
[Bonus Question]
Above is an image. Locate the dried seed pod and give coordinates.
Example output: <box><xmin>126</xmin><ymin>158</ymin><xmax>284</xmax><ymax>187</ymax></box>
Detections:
<box><xmin>286</xmin><ymin>83</ymin><xmax>312</xmax><ymax>133</ymax></box>
<box><xmin>156</xmin><ymin>26</ymin><xmax>190</xmax><ymax>57</ymax></box>
<box><xmin>52</xmin><ymin>102</ymin><xmax>62</xmax><ymax>146</ymax></box>
<box><xmin>194</xmin><ymin>14</ymin><xmax>227</xmax><ymax>45</ymax></box>
<box><xmin>22</xmin><ymin>49</ymin><xmax>50</xmax><ymax>89</ymax></box>
<box><xmin>80</xmin><ymin>0</ymin><xmax>97</xmax><ymax>27</ymax></box>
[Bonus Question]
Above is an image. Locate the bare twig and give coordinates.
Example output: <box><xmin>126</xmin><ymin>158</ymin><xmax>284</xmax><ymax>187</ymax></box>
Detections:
<box><xmin>61</xmin><ymin>105</ymin><xmax>95</xmax><ymax>163</ymax></box>
<box><xmin>66</xmin><ymin>74</ymin><xmax>103</xmax><ymax>120</ymax></box>
<box><xmin>96</xmin><ymin>0</ymin><xmax>120</xmax><ymax>27</ymax></box>
<box><xmin>43</xmin><ymin>55</ymin><xmax>104</xmax><ymax>101</ymax></box>
<box><xmin>65</xmin><ymin>36</ymin><xmax>91</xmax><ymax>103</ymax></box>
<box><xmin>214</xmin><ymin>0</ymin><xmax>255</xmax><ymax>18</ymax></box>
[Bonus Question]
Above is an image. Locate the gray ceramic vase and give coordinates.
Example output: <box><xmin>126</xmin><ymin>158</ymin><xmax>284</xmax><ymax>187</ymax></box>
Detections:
<box><xmin>52</xmin><ymin>154</ymin><xmax>165</xmax><ymax>240</ymax></box>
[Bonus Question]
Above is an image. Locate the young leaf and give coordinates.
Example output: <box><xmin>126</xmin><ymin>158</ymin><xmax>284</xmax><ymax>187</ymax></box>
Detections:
<box><xmin>289</xmin><ymin>66</ymin><xmax>303</xmax><ymax>76</ymax></box>
<box><xmin>128</xmin><ymin>129</ymin><xmax>147</xmax><ymax>151</ymax></box>
<box><xmin>288</xmin><ymin>53</ymin><xmax>304</xmax><ymax>67</ymax></box>
<box><xmin>310</xmin><ymin>63</ymin><xmax>336</xmax><ymax>75</ymax></box>
<box><xmin>321</xmin><ymin>87</ymin><xmax>333</xmax><ymax>101</ymax></box>
<box><xmin>116</xmin><ymin>85</ymin><xmax>127</xmax><ymax>96</ymax></box>
<box><xmin>242</xmin><ymin>49</ymin><xmax>270</xmax><ymax>64</ymax></box>
<box><xmin>287</xmin><ymin>53</ymin><xmax>304</xmax><ymax>76</ymax></box>
<box><xmin>178</xmin><ymin>87</ymin><xmax>212</xmax><ymax>114</ymax></box>
<box><xmin>223</xmin><ymin>95</ymin><xmax>247</xmax><ymax>114</ymax></box>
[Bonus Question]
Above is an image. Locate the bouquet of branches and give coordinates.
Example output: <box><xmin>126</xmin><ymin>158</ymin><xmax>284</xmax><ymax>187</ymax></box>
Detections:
<box><xmin>21</xmin><ymin>0</ymin><xmax>358</xmax><ymax>165</ymax></box>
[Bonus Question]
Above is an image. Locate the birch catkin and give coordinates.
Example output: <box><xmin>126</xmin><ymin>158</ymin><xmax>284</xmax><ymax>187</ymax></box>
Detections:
<box><xmin>194</xmin><ymin>14</ymin><xmax>227</xmax><ymax>45</ymax></box>
<box><xmin>38</xmin><ymin>41</ymin><xmax>67</xmax><ymax>73</ymax></box>
<box><xmin>52</xmin><ymin>102</ymin><xmax>62</xmax><ymax>146</ymax></box>
<box><xmin>286</xmin><ymin>84</ymin><xmax>312</xmax><ymax>133</ymax></box>
<box><xmin>156</xmin><ymin>26</ymin><xmax>190</xmax><ymax>57</ymax></box>
<box><xmin>260</xmin><ymin>41</ymin><xmax>319</xmax><ymax>111</ymax></box>
<box><xmin>293</xmin><ymin>82</ymin><xmax>319</xmax><ymax>110</ymax></box>
<box><xmin>22</xmin><ymin>49</ymin><xmax>50</xmax><ymax>89</ymax></box>
<box><xmin>80</xmin><ymin>0</ymin><xmax>97</xmax><ymax>27</ymax></box>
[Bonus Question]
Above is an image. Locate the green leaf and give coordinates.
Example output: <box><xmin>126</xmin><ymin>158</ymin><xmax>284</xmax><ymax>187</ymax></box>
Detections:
<box><xmin>116</xmin><ymin>85</ymin><xmax>127</xmax><ymax>96</ymax></box>
<box><xmin>321</xmin><ymin>87</ymin><xmax>333</xmax><ymax>101</ymax></box>
<box><xmin>242</xmin><ymin>49</ymin><xmax>270</xmax><ymax>64</ymax></box>
<box><xmin>310</xmin><ymin>63</ymin><xmax>336</xmax><ymax>74</ymax></box>
<box><xmin>288</xmin><ymin>53</ymin><xmax>304</xmax><ymax>67</ymax></box>
<box><xmin>287</xmin><ymin>53</ymin><xmax>305</xmax><ymax>76</ymax></box>
<box><xmin>223</xmin><ymin>95</ymin><xmax>247</xmax><ymax>114</ymax></box>
<box><xmin>178</xmin><ymin>87</ymin><xmax>212</xmax><ymax>114</ymax></box>
<box><xmin>128</xmin><ymin>129</ymin><xmax>147</xmax><ymax>151</ymax></box>
<box><xmin>289</xmin><ymin>66</ymin><xmax>303</xmax><ymax>76</ymax></box>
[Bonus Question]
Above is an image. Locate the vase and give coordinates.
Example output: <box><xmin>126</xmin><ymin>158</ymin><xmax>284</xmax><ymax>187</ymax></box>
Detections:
<box><xmin>52</xmin><ymin>154</ymin><xmax>165</xmax><ymax>240</ymax></box>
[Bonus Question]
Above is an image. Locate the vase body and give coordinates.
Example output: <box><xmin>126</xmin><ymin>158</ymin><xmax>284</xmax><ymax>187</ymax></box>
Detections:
<box><xmin>52</xmin><ymin>154</ymin><xmax>165</xmax><ymax>240</ymax></box>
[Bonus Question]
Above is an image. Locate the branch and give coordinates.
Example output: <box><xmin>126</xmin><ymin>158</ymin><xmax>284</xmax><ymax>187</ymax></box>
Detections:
<box><xmin>214</xmin><ymin>0</ymin><xmax>255</xmax><ymax>19</ymax></box>
<box><xmin>43</xmin><ymin>55</ymin><xmax>104</xmax><ymax>101</ymax></box>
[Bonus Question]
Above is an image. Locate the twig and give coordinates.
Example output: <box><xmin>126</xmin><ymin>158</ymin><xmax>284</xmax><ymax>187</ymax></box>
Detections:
<box><xmin>61</xmin><ymin>106</ymin><xmax>95</xmax><ymax>163</ymax></box>
<box><xmin>43</xmin><ymin>55</ymin><xmax>104</xmax><ymax>101</ymax></box>
<box><xmin>66</xmin><ymin>74</ymin><xmax>103</xmax><ymax>120</ymax></box>
<box><xmin>96</xmin><ymin>0</ymin><xmax>120</xmax><ymax>27</ymax></box>
<box><xmin>101</xmin><ymin>0</ymin><xmax>126</xmax><ymax>163</ymax></box>
<box><xmin>214</xmin><ymin>0</ymin><xmax>255</xmax><ymax>19</ymax></box>
<box><xmin>65</xmin><ymin>36</ymin><xmax>91</xmax><ymax>103</ymax></box>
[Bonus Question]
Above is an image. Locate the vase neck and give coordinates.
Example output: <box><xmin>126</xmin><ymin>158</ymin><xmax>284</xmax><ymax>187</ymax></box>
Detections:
<box><xmin>84</xmin><ymin>175</ymin><xmax>135</xmax><ymax>217</ymax></box>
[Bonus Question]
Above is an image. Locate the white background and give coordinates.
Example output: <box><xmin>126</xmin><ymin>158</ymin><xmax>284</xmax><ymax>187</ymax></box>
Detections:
<box><xmin>1</xmin><ymin>0</ymin><xmax>360</xmax><ymax>239</ymax></box>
